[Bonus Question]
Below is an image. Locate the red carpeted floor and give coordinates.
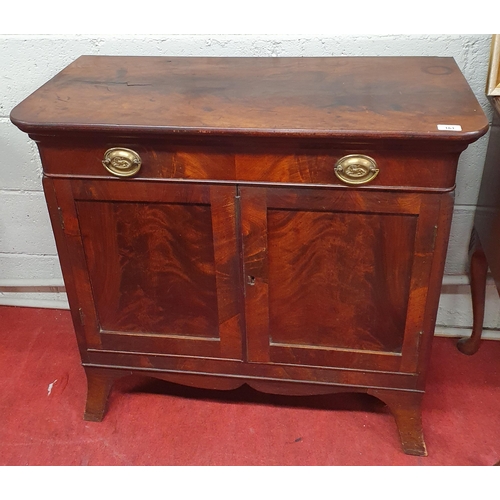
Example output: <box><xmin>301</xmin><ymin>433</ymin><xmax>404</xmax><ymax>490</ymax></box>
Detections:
<box><xmin>0</xmin><ymin>305</ymin><xmax>499</xmax><ymax>466</ymax></box>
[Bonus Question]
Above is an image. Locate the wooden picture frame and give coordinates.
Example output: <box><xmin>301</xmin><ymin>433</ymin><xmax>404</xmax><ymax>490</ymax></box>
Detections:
<box><xmin>487</xmin><ymin>34</ymin><xmax>500</xmax><ymax>96</ymax></box>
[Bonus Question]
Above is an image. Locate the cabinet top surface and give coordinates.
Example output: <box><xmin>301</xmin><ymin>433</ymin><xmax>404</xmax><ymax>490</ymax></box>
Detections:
<box><xmin>11</xmin><ymin>55</ymin><xmax>488</xmax><ymax>142</ymax></box>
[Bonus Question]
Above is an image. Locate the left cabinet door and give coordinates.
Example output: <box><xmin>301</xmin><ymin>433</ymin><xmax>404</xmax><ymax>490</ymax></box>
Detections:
<box><xmin>44</xmin><ymin>178</ymin><xmax>244</xmax><ymax>361</ymax></box>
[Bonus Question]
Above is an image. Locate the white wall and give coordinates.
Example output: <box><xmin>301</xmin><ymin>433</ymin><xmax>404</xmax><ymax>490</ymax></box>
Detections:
<box><xmin>0</xmin><ymin>34</ymin><xmax>498</xmax><ymax>336</ymax></box>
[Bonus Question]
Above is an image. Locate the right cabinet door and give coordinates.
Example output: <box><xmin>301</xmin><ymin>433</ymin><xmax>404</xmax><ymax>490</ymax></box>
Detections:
<box><xmin>240</xmin><ymin>186</ymin><xmax>443</xmax><ymax>373</ymax></box>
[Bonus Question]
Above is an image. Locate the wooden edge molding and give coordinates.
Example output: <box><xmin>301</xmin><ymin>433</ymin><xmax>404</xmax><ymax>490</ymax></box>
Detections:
<box><xmin>487</xmin><ymin>34</ymin><xmax>500</xmax><ymax>97</ymax></box>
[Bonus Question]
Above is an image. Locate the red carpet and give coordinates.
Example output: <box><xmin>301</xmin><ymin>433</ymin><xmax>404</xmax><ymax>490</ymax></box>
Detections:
<box><xmin>0</xmin><ymin>305</ymin><xmax>499</xmax><ymax>465</ymax></box>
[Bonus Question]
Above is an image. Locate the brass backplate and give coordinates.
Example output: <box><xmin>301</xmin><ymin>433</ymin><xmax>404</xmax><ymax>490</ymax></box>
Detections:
<box><xmin>102</xmin><ymin>147</ymin><xmax>142</xmax><ymax>177</ymax></box>
<box><xmin>334</xmin><ymin>154</ymin><xmax>379</xmax><ymax>185</ymax></box>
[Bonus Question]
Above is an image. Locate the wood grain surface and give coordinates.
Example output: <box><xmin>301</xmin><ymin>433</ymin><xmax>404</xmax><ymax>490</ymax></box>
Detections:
<box><xmin>12</xmin><ymin>55</ymin><xmax>489</xmax><ymax>455</ymax></box>
<box><xmin>11</xmin><ymin>56</ymin><xmax>488</xmax><ymax>142</ymax></box>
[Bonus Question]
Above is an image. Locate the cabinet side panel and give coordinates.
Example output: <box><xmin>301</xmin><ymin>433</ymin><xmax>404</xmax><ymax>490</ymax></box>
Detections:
<box><xmin>42</xmin><ymin>176</ymin><xmax>90</xmax><ymax>361</ymax></box>
<box><xmin>415</xmin><ymin>191</ymin><xmax>455</xmax><ymax>385</ymax></box>
<box><xmin>46</xmin><ymin>178</ymin><xmax>101</xmax><ymax>349</ymax></box>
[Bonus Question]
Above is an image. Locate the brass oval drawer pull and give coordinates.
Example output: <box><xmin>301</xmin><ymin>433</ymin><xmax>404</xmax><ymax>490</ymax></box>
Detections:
<box><xmin>334</xmin><ymin>154</ymin><xmax>379</xmax><ymax>185</ymax></box>
<box><xmin>102</xmin><ymin>147</ymin><xmax>142</xmax><ymax>177</ymax></box>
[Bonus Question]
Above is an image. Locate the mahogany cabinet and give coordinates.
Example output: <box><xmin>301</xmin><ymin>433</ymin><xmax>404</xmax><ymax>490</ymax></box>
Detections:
<box><xmin>10</xmin><ymin>56</ymin><xmax>488</xmax><ymax>456</ymax></box>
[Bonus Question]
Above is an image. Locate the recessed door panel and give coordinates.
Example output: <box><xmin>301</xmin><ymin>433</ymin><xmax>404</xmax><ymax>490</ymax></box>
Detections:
<box><xmin>77</xmin><ymin>200</ymin><xmax>219</xmax><ymax>338</ymax></box>
<box><xmin>267</xmin><ymin>209</ymin><xmax>417</xmax><ymax>353</ymax></box>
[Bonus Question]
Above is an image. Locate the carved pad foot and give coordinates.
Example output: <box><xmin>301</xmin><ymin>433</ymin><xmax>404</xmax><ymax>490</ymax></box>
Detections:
<box><xmin>457</xmin><ymin>336</ymin><xmax>482</xmax><ymax>356</ymax></box>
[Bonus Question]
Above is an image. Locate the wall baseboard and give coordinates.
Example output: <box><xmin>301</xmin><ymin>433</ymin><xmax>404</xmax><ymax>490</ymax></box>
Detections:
<box><xmin>2</xmin><ymin>276</ymin><xmax>500</xmax><ymax>340</ymax></box>
<box><xmin>434</xmin><ymin>326</ymin><xmax>500</xmax><ymax>341</ymax></box>
<box><xmin>0</xmin><ymin>296</ymin><xmax>69</xmax><ymax>309</ymax></box>
<box><xmin>0</xmin><ymin>279</ymin><xmax>68</xmax><ymax>309</ymax></box>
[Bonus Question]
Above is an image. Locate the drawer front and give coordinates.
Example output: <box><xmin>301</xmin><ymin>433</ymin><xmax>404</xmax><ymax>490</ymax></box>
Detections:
<box><xmin>40</xmin><ymin>143</ymin><xmax>234</xmax><ymax>182</ymax></box>
<box><xmin>39</xmin><ymin>142</ymin><xmax>459</xmax><ymax>190</ymax></box>
<box><xmin>235</xmin><ymin>151</ymin><xmax>457</xmax><ymax>190</ymax></box>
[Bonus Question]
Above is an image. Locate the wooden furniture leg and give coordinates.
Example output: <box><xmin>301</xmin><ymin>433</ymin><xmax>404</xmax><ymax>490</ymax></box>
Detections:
<box><xmin>368</xmin><ymin>388</ymin><xmax>427</xmax><ymax>456</ymax></box>
<box><xmin>457</xmin><ymin>228</ymin><xmax>488</xmax><ymax>355</ymax></box>
<box><xmin>83</xmin><ymin>367</ymin><xmax>116</xmax><ymax>422</ymax></box>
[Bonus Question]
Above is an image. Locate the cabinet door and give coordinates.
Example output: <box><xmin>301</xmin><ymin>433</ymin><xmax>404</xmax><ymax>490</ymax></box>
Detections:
<box><xmin>240</xmin><ymin>186</ymin><xmax>442</xmax><ymax>373</ymax></box>
<box><xmin>52</xmin><ymin>179</ymin><xmax>243</xmax><ymax>360</ymax></box>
